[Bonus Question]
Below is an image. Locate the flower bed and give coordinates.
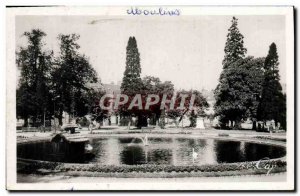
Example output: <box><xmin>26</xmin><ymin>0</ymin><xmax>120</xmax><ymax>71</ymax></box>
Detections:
<box><xmin>254</xmin><ymin>136</ymin><xmax>286</xmax><ymax>142</ymax></box>
<box><xmin>18</xmin><ymin>158</ymin><xmax>286</xmax><ymax>177</ymax></box>
<box><xmin>218</xmin><ymin>133</ymin><xmax>229</xmax><ymax>137</ymax></box>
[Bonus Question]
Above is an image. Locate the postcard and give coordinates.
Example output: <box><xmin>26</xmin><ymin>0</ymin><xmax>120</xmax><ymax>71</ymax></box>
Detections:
<box><xmin>6</xmin><ymin>6</ymin><xmax>294</xmax><ymax>191</ymax></box>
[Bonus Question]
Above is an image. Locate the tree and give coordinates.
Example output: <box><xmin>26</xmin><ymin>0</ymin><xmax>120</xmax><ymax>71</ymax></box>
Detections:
<box><xmin>166</xmin><ymin>90</ymin><xmax>209</xmax><ymax>127</ymax></box>
<box><xmin>257</xmin><ymin>43</ymin><xmax>286</xmax><ymax>129</ymax></box>
<box><xmin>53</xmin><ymin>34</ymin><xmax>98</xmax><ymax>125</ymax></box>
<box><xmin>88</xmin><ymin>88</ymin><xmax>111</xmax><ymax>131</ymax></box>
<box><xmin>119</xmin><ymin>76</ymin><xmax>175</xmax><ymax>128</ymax></box>
<box><xmin>278</xmin><ymin>93</ymin><xmax>286</xmax><ymax>130</ymax></box>
<box><xmin>121</xmin><ymin>36</ymin><xmax>143</xmax><ymax>94</ymax></box>
<box><xmin>16</xmin><ymin>29</ymin><xmax>53</xmax><ymax>127</ymax></box>
<box><xmin>214</xmin><ymin>57</ymin><xmax>265</xmax><ymax>129</ymax></box>
<box><xmin>217</xmin><ymin>57</ymin><xmax>265</xmax><ymax>130</ymax></box>
<box><xmin>214</xmin><ymin>16</ymin><xmax>247</xmax><ymax>129</ymax></box>
<box><xmin>189</xmin><ymin>110</ymin><xmax>197</xmax><ymax>127</ymax></box>
<box><xmin>141</xmin><ymin>76</ymin><xmax>175</xmax><ymax>126</ymax></box>
<box><xmin>120</xmin><ymin>37</ymin><xmax>147</xmax><ymax>128</ymax></box>
<box><xmin>243</xmin><ymin>58</ymin><xmax>265</xmax><ymax>130</ymax></box>
<box><xmin>17</xmin><ymin>83</ymin><xmax>36</xmax><ymax>127</ymax></box>
<box><xmin>223</xmin><ymin>17</ymin><xmax>247</xmax><ymax>68</ymax></box>
<box><xmin>158</xmin><ymin>109</ymin><xmax>166</xmax><ymax>129</ymax></box>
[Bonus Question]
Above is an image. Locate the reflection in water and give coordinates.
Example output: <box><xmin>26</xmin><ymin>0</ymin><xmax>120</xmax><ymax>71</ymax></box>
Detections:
<box><xmin>198</xmin><ymin>139</ymin><xmax>217</xmax><ymax>165</ymax></box>
<box><xmin>121</xmin><ymin>145</ymin><xmax>145</xmax><ymax>165</ymax></box>
<box><xmin>17</xmin><ymin>137</ymin><xmax>286</xmax><ymax>165</ymax></box>
<box><xmin>214</xmin><ymin>141</ymin><xmax>286</xmax><ymax>163</ymax></box>
<box><xmin>244</xmin><ymin>142</ymin><xmax>285</xmax><ymax>162</ymax></box>
<box><xmin>148</xmin><ymin>149</ymin><xmax>172</xmax><ymax>165</ymax></box>
<box><xmin>105</xmin><ymin>138</ymin><xmax>121</xmax><ymax>165</ymax></box>
<box><xmin>215</xmin><ymin>141</ymin><xmax>245</xmax><ymax>163</ymax></box>
<box><xmin>17</xmin><ymin>141</ymin><xmax>89</xmax><ymax>163</ymax></box>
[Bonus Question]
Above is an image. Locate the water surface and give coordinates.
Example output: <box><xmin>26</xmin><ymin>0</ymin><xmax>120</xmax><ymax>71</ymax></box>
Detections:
<box><xmin>17</xmin><ymin>136</ymin><xmax>286</xmax><ymax>165</ymax></box>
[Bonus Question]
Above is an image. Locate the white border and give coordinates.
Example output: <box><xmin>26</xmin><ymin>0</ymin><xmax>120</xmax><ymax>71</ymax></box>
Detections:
<box><xmin>6</xmin><ymin>6</ymin><xmax>294</xmax><ymax>191</ymax></box>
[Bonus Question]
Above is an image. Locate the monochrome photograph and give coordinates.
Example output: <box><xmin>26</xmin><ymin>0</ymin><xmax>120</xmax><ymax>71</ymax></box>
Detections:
<box><xmin>6</xmin><ymin>6</ymin><xmax>294</xmax><ymax>191</ymax></box>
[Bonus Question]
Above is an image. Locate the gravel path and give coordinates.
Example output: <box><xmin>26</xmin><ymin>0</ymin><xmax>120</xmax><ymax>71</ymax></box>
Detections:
<box><xmin>18</xmin><ymin>172</ymin><xmax>286</xmax><ymax>183</ymax></box>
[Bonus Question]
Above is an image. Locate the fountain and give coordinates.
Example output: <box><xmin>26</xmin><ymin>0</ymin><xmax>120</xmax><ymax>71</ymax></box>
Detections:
<box><xmin>128</xmin><ymin>134</ymin><xmax>149</xmax><ymax>146</ymax></box>
<box><xmin>192</xmin><ymin>148</ymin><xmax>198</xmax><ymax>164</ymax></box>
<box><xmin>196</xmin><ymin>117</ymin><xmax>205</xmax><ymax>129</ymax></box>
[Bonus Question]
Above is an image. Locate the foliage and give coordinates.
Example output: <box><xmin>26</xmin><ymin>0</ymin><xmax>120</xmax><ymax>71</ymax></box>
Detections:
<box><xmin>77</xmin><ymin>116</ymin><xmax>90</xmax><ymax>127</ymax></box>
<box><xmin>16</xmin><ymin>29</ymin><xmax>53</xmax><ymax>126</ymax></box>
<box><xmin>215</xmin><ymin>18</ymin><xmax>286</xmax><ymax>131</ymax></box>
<box><xmin>89</xmin><ymin>88</ymin><xmax>111</xmax><ymax>123</ymax></box>
<box><xmin>119</xmin><ymin>37</ymin><xmax>209</xmax><ymax>128</ymax></box>
<box><xmin>142</xmin><ymin>76</ymin><xmax>175</xmax><ymax>126</ymax></box>
<box><xmin>119</xmin><ymin>37</ymin><xmax>176</xmax><ymax>128</ymax></box>
<box><xmin>142</xmin><ymin>76</ymin><xmax>174</xmax><ymax>94</ymax></box>
<box><xmin>52</xmin><ymin>34</ymin><xmax>98</xmax><ymax>125</ymax></box>
<box><xmin>257</xmin><ymin>43</ymin><xmax>286</xmax><ymax>129</ymax></box>
<box><xmin>166</xmin><ymin>90</ymin><xmax>209</xmax><ymax>126</ymax></box>
<box><xmin>121</xmin><ymin>36</ymin><xmax>143</xmax><ymax>95</ymax></box>
<box><xmin>214</xmin><ymin>57</ymin><xmax>264</xmax><ymax>129</ymax></box>
<box><xmin>119</xmin><ymin>36</ymin><xmax>144</xmax><ymax>127</ymax></box>
<box><xmin>214</xmin><ymin>16</ymin><xmax>255</xmax><ymax>129</ymax></box>
<box><xmin>222</xmin><ymin>17</ymin><xmax>247</xmax><ymax>68</ymax></box>
<box><xmin>17</xmin><ymin>30</ymin><xmax>101</xmax><ymax>127</ymax></box>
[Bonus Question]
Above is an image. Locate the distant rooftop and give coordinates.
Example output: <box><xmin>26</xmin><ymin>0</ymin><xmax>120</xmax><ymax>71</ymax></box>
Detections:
<box><xmin>103</xmin><ymin>83</ymin><xmax>121</xmax><ymax>94</ymax></box>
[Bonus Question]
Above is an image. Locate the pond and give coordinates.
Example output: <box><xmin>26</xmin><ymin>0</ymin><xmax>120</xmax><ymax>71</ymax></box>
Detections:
<box><xmin>17</xmin><ymin>136</ymin><xmax>286</xmax><ymax>165</ymax></box>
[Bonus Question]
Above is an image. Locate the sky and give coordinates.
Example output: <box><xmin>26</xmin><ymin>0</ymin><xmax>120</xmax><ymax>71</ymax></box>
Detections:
<box><xmin>15</xmin><ymin>15</ymin><xmax>286</xmax><ymax>91</ymax></box>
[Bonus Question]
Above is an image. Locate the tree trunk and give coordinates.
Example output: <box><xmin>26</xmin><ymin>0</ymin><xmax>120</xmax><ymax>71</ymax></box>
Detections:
<box><xmin>136</xmin><ymin>115</ymin><xmax>147</xmax><ymax>129</ymax></box>
<box><xmin>230</xmin><ymin>120</ymin><xmax>233</xmax><ymax>129</ymax></box>
<box><xmin>252</xmin><ymin>121</ymin><xmax>257</xmax><ymax>130</ymax></box>
<box><xmin>136</xmin><ymin>115</ymin><xmax>141</xmax><ymax>129</ymax></box>
<box><xmin>89</xmin><ymin>123</ymin><xmax>93</xmax><ymax>134</ymax></box>
<box><xmin>178</xmin><ymin>109</ymin><xmax>189</xmax><ymax>124</ymax></box>
<box><xmin>233</xmin><ymin>119</ymin><xmax>242</xmax><ymax>130</ymax></box>
<box><xmin>23</xmin><ymin>117</ymin><xmax>28</xmax><ymax>127</ymax></box>
<box><xmin>275</xmin><ymin>120</ymin><xmax>278</xmax><ymax>128</ymax></box>
<box><xmin>127</xmin><ymin>120</ymin><xmax>131</xmax><ymax>130</ymax></box>
<box><xmin>58</xmin><ymin>109</ymin><xmax>63</xmax><ymax>126</ymax></box>
<box><xmin>24</xmin><ymin>117</ymin><xmax>28</xmax><ymax>127</ymax></box>
<box><xmin>32</xmin><ymin>116</ymin><xmax>36</xmax><ymax>127</ymax></box>
<box><xmin>42</xmin><ymin>109</ymin><xmax>45</xmax><ymax>126</ymax></box>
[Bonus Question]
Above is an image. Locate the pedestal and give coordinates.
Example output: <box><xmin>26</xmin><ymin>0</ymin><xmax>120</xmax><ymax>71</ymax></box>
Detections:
<box><xmin>196</xmin><ymin>118</ymin><xmax>205</xmax><ymax>129</ymax></box>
